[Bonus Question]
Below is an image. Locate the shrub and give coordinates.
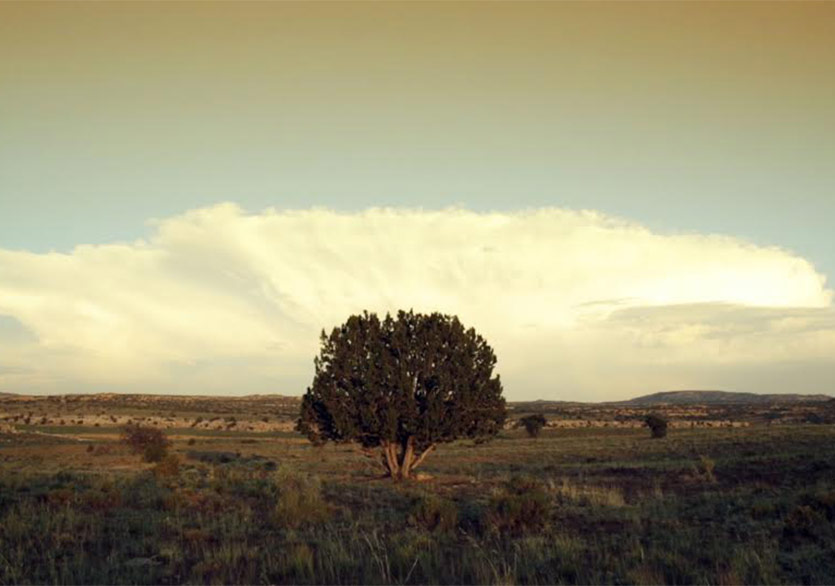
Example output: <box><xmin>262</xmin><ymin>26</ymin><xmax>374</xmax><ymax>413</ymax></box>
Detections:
<box><xmin>409</xmin><ymin>493</ymin><xmax>458</xmax><ymax>532</ymax></box>
<box><xmin>518</xmin><ymin>414</ymin><xmax>547</xmax><ymax>438</ymax></box>
<box><xmin>457</xmin><ymin>499</ymin><xmax>488</xmax><ymax>535</ymax></box>
<box><xmin>698</xmin><ymin>456</ymin><xmax>716</xmax><ymax>483</ymax></box>
<box><xmin>121</xmin><ymin>424</ymin><xmax>171</xmax><ymax>463</ymax></box>
<box><xmin>645</xmin><ymin>414</ymin><xmax>668</xmax><ymax>439</ymax></box>
<box><xmin>153</xmin><ymin>454</ymin><xmax>181</xmax><ymax>479</ymax></box>
<box><xmin>143</xmin><ymin>442</ymin><xmax>168</xmax><ymax>462</ymax></box>
<box><xmin>487</xmin><ymin>476</ymin><xmax>552</xmax><ymax>535</ymax></box>
<box><xmin>783</xmin><ymin>505</ymin><xmax>825</xmax><ymax>541</ymax></box>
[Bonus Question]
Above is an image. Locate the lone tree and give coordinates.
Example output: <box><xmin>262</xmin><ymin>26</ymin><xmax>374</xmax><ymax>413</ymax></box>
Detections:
<box><xmin>121</xmin><ymin>424</ymin><xmax>171</xmax><ymax>462</ymax></box>
<box><xmin>297</xmin><ymin>310</ymin><xmax>506</xmax><ymax>480</ymax></box>
<box><xmin>518</xmin><ymin>414</ymin><xmax>547</xmax><ymax>438</ymax></box>
<box><xmin>645</xmin><ymin>414</ymin><xmax>668</xmax><ymax>439</ymax></box>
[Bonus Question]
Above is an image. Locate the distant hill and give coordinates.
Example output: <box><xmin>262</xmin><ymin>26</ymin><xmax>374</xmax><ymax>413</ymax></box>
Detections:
<box><xmin>2</xmin><ymin>390</ymin><xmax>831</xmax><ymax>408</ymax></box>
<box><xmin>621</xmin><ymin>390</ymin><xmax>833</xmax><ymax>406</ymax></box>
<box><xmin>509</xmin><ymin>399</ymin><xmax>588</xmax><ymax>412</ymax></box>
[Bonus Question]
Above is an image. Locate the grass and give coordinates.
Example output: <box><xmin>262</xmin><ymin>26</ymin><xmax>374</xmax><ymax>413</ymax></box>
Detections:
<box><xmin>13</xmin><ymin>424</ymin><xmax>300</xmax><ymax>440</ymax></box>
<box><xmin>0</xmin><ymin>424</ymin><xmax>834</xmax><ymax>584</ymax></box>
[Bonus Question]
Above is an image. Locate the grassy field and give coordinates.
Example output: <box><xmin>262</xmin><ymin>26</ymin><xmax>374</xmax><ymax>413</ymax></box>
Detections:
<box><xmin>1</xmin><ymin>422</ymin><xmax>834</xmax><ymax>585</ymax></box>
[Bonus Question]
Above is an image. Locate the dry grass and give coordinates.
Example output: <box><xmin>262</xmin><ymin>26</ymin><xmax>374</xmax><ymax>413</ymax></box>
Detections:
<box><xmin>1</xmin><ymin>404</ymin><xmax>835</xmax><ymax>584</ymax></box>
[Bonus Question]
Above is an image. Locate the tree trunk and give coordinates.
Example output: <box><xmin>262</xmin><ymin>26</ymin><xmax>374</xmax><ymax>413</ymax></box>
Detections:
<box><xmin>400</xmin><ymin>436</ymin><xmax>416</xmax><ymax>479</ymax></box>
<box><xmin>381</xmin><ymin>437</ymin><xmax>436</xmax><ymax>480</ymax></box>
<box><xmin>387</xmin><ymin>376</ymin><xmax>423</xmax><ymax>480</ymax></box>
<box><xmin>382</xmin><ymin>441</ymin><xmax>400</xmax><ymax>478</ymax></box>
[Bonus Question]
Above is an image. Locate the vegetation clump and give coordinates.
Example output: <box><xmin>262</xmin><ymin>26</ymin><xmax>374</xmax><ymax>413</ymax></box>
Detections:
<box><xmin>518</xmin><ymin>414</ymin><xmax>547</xmax><ymax>438</ymax></box>
<box><xmin>297</xmin><ymin>310</ymin><xmax>506</xmax><ymax>480</ymax></box>
<box><xmin>487</xmin><ymin>476</ymin><xmax>552</xmax><ymax>535</ymax></box>
<box><xmin>698</xmin><ymin>455</ymin><xmax>716</xmax><ymax>483</ymax></box>
<box><xmin>409</xmin><ymin>493</ymin><xmax>458</xmax><ymax>533</ymax></box>
<box><xmin>2</xmin><ymin>423</ymin><xmax>835</xmax><ymax>584</ymax></box>
<box><xmin>645</xmin><ymin>414</ymin><xmax>668</xmax><ymax>439</ymax></box>
<box><xmin>121</xmin><ymin>424</ymin><xmax>171</xmax><ymax>462</ymax></box>
<box><xmin>153</xmin><ymin>454</ymin><xmax>181</xmax><ymax>479</ymax></box>
<box><xmin>272</xmin><ymin>468</ymin><xmax>330</xmax><ymax>529</ymax></box>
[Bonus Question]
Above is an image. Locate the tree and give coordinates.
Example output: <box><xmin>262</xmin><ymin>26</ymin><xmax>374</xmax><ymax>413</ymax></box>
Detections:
<box><xmin>518</xmin><ymin>414</ymin><xmax>547</xmax><ymax>438</ymax></box>
<box><xmin>644</xmin><ymin>414</ymin><xmax>668</xmax><ymax>439</ymax></box>
<box><xmin>121</xmin><ymin>424</ymin><xmax>171</xmax><ymax>462</ymax></box>
<box><xmin>297</xmin><ymin>310</ymin><xmax>507</xmax><ymax>480</ymax></box>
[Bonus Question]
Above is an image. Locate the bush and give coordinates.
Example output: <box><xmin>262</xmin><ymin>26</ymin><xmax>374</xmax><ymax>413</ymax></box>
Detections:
<box><xmin>121</xmin><ymin>424</ymin><xmax>171</xmax><ymax>463</ymax></box>
<box><xmin>518</xmin><ymin>414</ymin><xmax>547</xmax><ymax>438</ymax></box>
<box><xmin>645</xmin><ymin>414</ymin><xmax>668</xmax><ymax>439</ymax></box>
<box><xmin>698</xmin><ymin>456</ymin><xmax>716</xmax><ymax>483</ymax></box>
<box><xmin>409</xmin><ymin>493</ymin><xmax>458</xmax><ymax>533</ymax></box>
<box><xmin>783</xmin><ymin>505</ymin><xmax>826</xmax><ymax>541</ymax></box>
<box><xmin>487</xmin><ymin>476</ymin><xmax>552</xmax><ymax>535</ymax></box>
<box><xmin>153</xmin><ymin>454</ymin><xmax>181</xmax><ymax>479</ymax></box>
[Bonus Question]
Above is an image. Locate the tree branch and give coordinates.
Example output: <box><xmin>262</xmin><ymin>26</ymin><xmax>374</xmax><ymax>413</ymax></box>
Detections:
<box><xmin>410</xmin><ymin>444</ymin><xmax>436</xmax><ymax>471</ymax></box>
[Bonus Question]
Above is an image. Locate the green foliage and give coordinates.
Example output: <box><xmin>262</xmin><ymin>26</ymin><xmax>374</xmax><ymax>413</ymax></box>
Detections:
<box><xmin>409</xmin><ymin>493</ymin><xmax>458</xmax><ymax>533</ymax></box>
<box><xmin>297</xmin><ymin>310</ymin><xmax>506</xmax><ymax>478</ymax></box>
<box><xmin>645</xmin><ymin>414</ymin><xmax>668</xmax><ymax>439</ymax></box>
<box><xmin>272</xmin><ymin>468</ymin><xmax>330</xmax><ymax>529</ymax></box>
<box><xmin>518</xmin><ymin>414</ymin><xmax>547</xmax><ymax>438</ymax></box>
<box><xmin>121</xmin><ymin>424</ymin><xmax>171</xmax><ymax>462</ymax></box>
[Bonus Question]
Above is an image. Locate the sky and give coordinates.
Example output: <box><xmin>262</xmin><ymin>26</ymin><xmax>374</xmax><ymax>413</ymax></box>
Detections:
<box><xmin>1</xmin><ymin>2</ymin><xmax>834</xmax><ymax>400</ymax></box>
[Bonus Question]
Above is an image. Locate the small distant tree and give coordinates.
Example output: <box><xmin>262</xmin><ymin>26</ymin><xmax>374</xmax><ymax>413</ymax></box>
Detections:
<box><xmin>518</xmin><ymin>414</ymin><xmax>547</xmax><ymax>438</ymax></box>
<box><xmin>297</xmin><ymin>310</ymin><xmax>507</xmax><ymax>480</ymax></box>
<box><xmin>645</xmin><ymin>414</ymin><xmax>668</xmax><ymax>439</ymax></box>
<box><xmin>121</xmin><ymin>424</ymin><xmax>171</xmax><ymax>462</ymax></box>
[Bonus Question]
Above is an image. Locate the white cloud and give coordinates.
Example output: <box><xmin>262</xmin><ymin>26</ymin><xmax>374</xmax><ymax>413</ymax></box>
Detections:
<box><xmin>0</xmin><ymin>203</ymin><xmax>832</xmax><ymax>399</ymax></box>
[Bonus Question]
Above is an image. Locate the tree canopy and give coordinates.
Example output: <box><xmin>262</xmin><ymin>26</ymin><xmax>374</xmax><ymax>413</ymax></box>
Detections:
<box><xmin>645</xmin><ymin>414</ymin><xmax>668</xmax><ymax>439</ymax></box>
<box><xmin>297</xmin><ymin>310</ymin><xmax>506</xmax><ymax>479</ymax></box>
<box><xmin>518</xmin><ymin>414</ymin><xmax>547</xmax><ymax>438</ymax></box>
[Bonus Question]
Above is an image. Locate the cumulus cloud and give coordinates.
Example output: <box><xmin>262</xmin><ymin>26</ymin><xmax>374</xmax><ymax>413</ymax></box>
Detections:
<box><xmin>0</xmin><ymin>203</ymin><xmax>832</xmax><ymax>399</ymax></box>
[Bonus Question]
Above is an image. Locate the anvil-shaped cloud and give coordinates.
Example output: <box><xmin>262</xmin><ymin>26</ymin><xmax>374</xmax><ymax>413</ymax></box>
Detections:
<box><xmin>0</xmin><ymin>204</ymin><xmax>832</xmax><ymax>400</ymax></box>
